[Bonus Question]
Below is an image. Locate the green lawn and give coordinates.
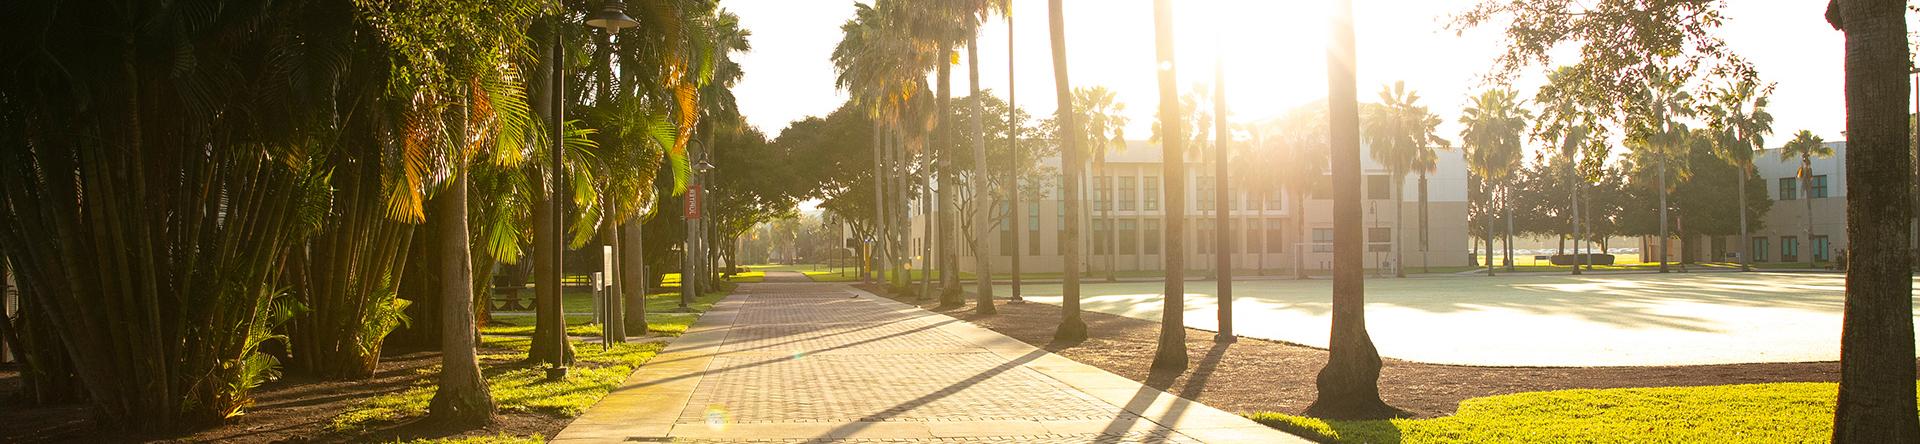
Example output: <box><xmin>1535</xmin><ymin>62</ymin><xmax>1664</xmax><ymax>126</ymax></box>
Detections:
<box><xmin>1247</xmin><ymin>382</ymin><xmax>1916</xmax><ymax>444</ymax></box>
<box><xmin>331</xmin><ymin>286</ymin><xmax>732</xmax><ymax>443</ymax></box>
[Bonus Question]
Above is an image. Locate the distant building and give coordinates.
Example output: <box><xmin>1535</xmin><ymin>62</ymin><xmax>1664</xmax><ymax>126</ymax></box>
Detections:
<box><xmin>1652</xmin><ymin>140</ymin><xmax>1849</xmax><ymax>264</ymax></box>
<box><xmin>908</xmin><ymin>140</ymin><xmax>1473</xmax><ymax>274</ymax></box>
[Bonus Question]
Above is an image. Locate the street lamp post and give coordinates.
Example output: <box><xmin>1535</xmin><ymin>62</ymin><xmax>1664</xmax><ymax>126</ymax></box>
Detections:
<box><xmin>682</xmin><ymin>150</ymin><xmax>714</xmax><ymax>310</ymax></box>
<box><xmin>547</xmin><ymin>0</ymin><xmax>636</xmax><ymax>380</ymax></box>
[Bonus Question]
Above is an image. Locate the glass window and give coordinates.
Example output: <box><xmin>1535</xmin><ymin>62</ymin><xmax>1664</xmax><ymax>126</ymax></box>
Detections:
<box><xmin>1782</xmin><ymin>236</ymin><xmax>1800</xmax><ymax>262</ymax></box>
<box><xmin>1028</xmin><ymin>202</ymin><xmax>1041</xmax><ymax>255</ymax></box>
<box><xmin>1198</xmin><ymin>223</ymin><xmax>1213</xmax><ymax>254</ymax></box>
<box><xmin>1312</xmin><ymin>228</ymin><xmax>1333</xmax><ymax>252</ymax></box>
<box><xmin>1368</xmin><ymin>227</ymin><xmax>1391</xmax><ymax>252</ymax></box>
<box><xmin>1367</xmin><ymin>175</ymin><xmax>1391</xmax><ymax>200</ymax></box>
<box><xmin>1144</xmin><ymin>176</ymin><xmax>1160</xmax><ymax>211</ymax></box>
<box><xmin>1144</xmin><ymin>219</ymin><xmax>1161</xmax><ymax>255</ymax></box>
<box><xmin>999</xmin><ymin>202</ymin><xmax>1015</xmax><ymax>256</ymax></box>
<box><xmin>1198</xmin><ymin>176</ymin><xmax>1215</xmax><ymax>211</ymax></box>
<box><xmin>1119</xmin><ymin>176</ymin><xmax>1137</xmax><ymax>211</ymax></box>
<box><xmin>1092</xmin><ymin>219</ymin><xmax>1109</xmax><ymax>255</ymax></box>
<box><xmin>1751</xmin><ymin>237</ymin><xmax>1769</xmax><ymax>262</ymax></box>
<box><xmin>1229</xmin><ymin>220</ymin><xmax>1244</xmax><ymax>254</ymax></box>
<box><xmin>1267</xmin><ymin>220</ymin><xmax>1287</xmax><ymax>253</ymax></box>
<box><xmin>1120</xmin><ymin>219</ymin><xmax>1138</xmax><ymax>254</ymax></box>
<box><xmin>1267</xmin><ymin>191</ymin><xmax>1284</xmax><ymax>212</ymax></box>
<box><xmin>1778</xmin><ymin>178</ymin><xmax>1797</xmax><ymax>200</ymax></box>
<box><xmin>1810</xmin><ymin>175</ymin><xmax>1829</xmax><ymax>199</ymax></box>
<box><xmin>1246</xmin><ymin>220</ymin><xmax>1261</xmax><ymax>255</ymax></box>
<box><xmin>1094</xmin><ymin>177</ymin><xmax>1111</xmax><ymax>212</ymax></box>
<box><xmin>1812</xmin><ymin>235</ymin><xmax>1830</xmax><ymax>261</ymax></box>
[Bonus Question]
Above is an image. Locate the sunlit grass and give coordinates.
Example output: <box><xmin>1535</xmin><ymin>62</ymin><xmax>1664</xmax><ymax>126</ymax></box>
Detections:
<box><xmin>391</xmin><ymin>433</ymin><xmax>545</xmax><ymax>444</ymax></box>
<box><xmin>482</xmin><ymin>289</ymin><xmax>726</xmax><ymax>338</ymax></box>
<box><xmin>331</xmin><ymin>287</ymin><xmax>732</xmax><ymax>439</ymax></box>
<box><xmin>1246</xmin><ymin>382</ymin><xmax>1917</xmax><ymax>444</ymax></box>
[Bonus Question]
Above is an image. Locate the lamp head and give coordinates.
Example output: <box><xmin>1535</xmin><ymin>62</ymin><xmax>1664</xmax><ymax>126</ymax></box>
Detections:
<box><xmin>586</xmin><ymin>1</ymin><xmax>639</xmax><ymax>33</ymax></box>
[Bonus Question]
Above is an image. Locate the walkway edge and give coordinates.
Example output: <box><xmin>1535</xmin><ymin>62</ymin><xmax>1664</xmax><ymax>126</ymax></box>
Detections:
<box><xmin>551</xmin><ymin>295</ymin><xmax>747</xmax><ymax>442</ymax></box>
<box><xmin>847</xmin><ymin>287</ymin><xmax>1313</xmax><ymax>444</ymax></box>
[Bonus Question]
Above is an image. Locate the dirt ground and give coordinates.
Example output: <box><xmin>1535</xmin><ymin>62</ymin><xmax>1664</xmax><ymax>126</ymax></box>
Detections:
<box><xmin>863</xmin><ymin>284</ymin><xmax>1870</xmax><ymax>419</ymax></box>
<box><xmin>0</xmin><ymin>348</ymin><xmax>570</xmax><ymax>443</ymax></box>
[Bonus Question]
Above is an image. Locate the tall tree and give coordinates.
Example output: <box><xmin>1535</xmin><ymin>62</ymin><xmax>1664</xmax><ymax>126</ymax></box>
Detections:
<box><xmin>1459</xmin><ymin>89</ymin><xmax>1530</xmax><ymax>277</ymax></box>
<box><xmin>1149</xmin><ymin>0</ymin><xmax>1188</xmax><ymax>373</ymax></box>
<box><xmin>1306</xmin><ymin>0</ymin><xmax>1399</xmax><ymax>418</ymax></box>
<box><xmin>1707</xmin><ymin>79</ymin><xmax>1775</xmax><ymax>272</ymax></box>
<box><xmin>1211</xmin><ymin>26</ymin><xmax>1233</xmax><ymax>341</ymax></box>
<box><xmin>1534</xmin><ymin>67</ymin><xmax>1608</xmax><ymax>274</ymax></box>
<box><xmin>1826</xmin><ymin>0</ymin><xmax>1917</xmax><ymax>440</ymax></box>
<box><xmin>1006</xmin><ymin>0</ymin><xmax>1024</xmax><ymax>304</ymax></box>
<box><xmin>1048</xmin><ymin>0</ymin><xmax>1089</xmax><ymax>342</ymax></box>
<box><xmin>1780</xmin><ymin>130</ymin><xmax>1833</xmax><ymax>267</ymax></box>
<box><xmin>1626</xmin><ymin>68</ymin><xmax>1694</xmax><ymax>273</ymax></box>
<box><xmin>1075</xmin><ymin>86</ymin><xmax>1129</xmax><ymax>282</ymax></box>
<box><xmin>1362</xmin><ymin>82</ymin><xmax>1446</xmax><ymax>277</ymax></box>
<box><xmin>1275</xmin><ymin>103</ymin><xmax>1330</xmax><ymax>279</ymax></box>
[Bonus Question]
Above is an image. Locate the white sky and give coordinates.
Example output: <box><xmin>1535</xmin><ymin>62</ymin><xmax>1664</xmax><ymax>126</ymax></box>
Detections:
<box><xmin>731</xmin><ymin>0</ymin><xmax>1864</xmax><ymax>155</ymax></box>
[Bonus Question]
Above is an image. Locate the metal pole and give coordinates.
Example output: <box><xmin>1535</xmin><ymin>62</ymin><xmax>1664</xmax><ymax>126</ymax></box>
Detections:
<box><xmin>545</xmin><ymin>15</ymin><xmax>570</xmax><ymax>379</ymax></box>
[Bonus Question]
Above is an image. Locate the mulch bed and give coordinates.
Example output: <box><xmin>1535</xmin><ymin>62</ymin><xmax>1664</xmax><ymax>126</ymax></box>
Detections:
<box><xmin>858</xmin><ymin>283</ymin><xmax>1872</xmax><ymax>419</ymax></box>
<box><xmin>0</xmin><ymin>346</ymin><xmax>569</xmax><ymax>443</ymax></box>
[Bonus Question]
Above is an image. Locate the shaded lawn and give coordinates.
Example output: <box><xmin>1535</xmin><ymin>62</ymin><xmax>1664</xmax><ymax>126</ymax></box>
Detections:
<box><xmin>484</xmin><ymin>289</ymin><xmax>727</xmax><ymax>337</ymax></box>
<box><xmin>1247</xmin><ymin>382</ymin><xmax>1916</xmax><ymax>444</ymax></box>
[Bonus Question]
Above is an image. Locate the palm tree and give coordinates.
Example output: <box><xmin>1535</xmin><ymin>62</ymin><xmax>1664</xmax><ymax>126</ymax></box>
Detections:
<box><xmin>1362</xmin><ymin>82</ymin><xmax>1446</xmax><ymax>277</ymax></box>
<box><xmin>963</xmin><ymin>0</ymin><xmax>1009</xmax><ymax>315</ymax></box>
<box><xmin>1407</xmin><ymin>108</ymin><xmax>1450</xmax><ymax>274</ymax></box>
<box><xmin>1005</xmin><ymin>0</ymin><xmax>1024</xmax><ymax>304</ymax></box>
<box><xmin>1306</xmin><ymin>0</ymin><xmax>1397</xmax><ymax>418</ymax></box>
<box><xmin>1709</xmin><ymin>79</ymin><xmax>1774</xmax><ymax>272</ymax></box>
<box><xmin>1211</xmin><ymin>32</ymin><xmax>1233</xmax><ymax>341</ymax></box>
<box><xmin>1459</xmin><ymin>89</ymin><xmax>1530</xmax><ymax>277</ymax></box>
<box><xmin>1826</xmin><ymin>0</ymin><xmax>1919</xmax><ymax>439</ymax></box>
<box><xmin>1075</xmin><ymin>86</ymin><xmax>1129</xmax><ymax>282</ymax></box>
<box><xmin>1275</xmin><ymin>103</ymin><xmax>1330</xmax><ymax>279</ymax></box>
<box><xmin>1047</xmin><ymin>0</ymin><xmax>1089</xmax><ymax>343</ymax></box>
<box><xmin>1629</xmin><ymin>68</ymin><xmax>1693</xmax><ymax>273</ymax></box>
<box><xmin>1780</xmin><ymin>130</ymin><xmax>1831</xmax><ymax>268</ymax></box>
<box><xmin>1149</xmin><ymin>0</ymin><xmax>1188</xmax><ymax>372</ymax></box>
<box><xmin>1535</xmin><ymin>66</ymin><xmax>1603</xmax><ymax>275</ymax></box>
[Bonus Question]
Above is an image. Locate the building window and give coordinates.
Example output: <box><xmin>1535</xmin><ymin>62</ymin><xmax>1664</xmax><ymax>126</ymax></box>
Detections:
<box><xmin>1144</xmin><ymin>176</ymin><xmax>1160</xmax><ymax>211</ymax></box>
<box><xmin>1094</xmin><ymin>176</ymin><xmax>1111</xmax><ymax>212</ymax></box>
<box><xmin>1198</xmin><ymin>223</ymin><xmax>1213</xmax><ymax>254</ymax></box>
<box><xmin>1810</xmin><ymin>175</ymin><xmax>1829</xmax><ymax>199</ymax></box>
<box><xmin>1028</xmin><ymin>202</ymin><xmax>1042</xmax><ymax>256</ymax></box>
<box><xmin>1812</xmin><ymin>235</ymin><xmax>1830</xmax><ymax>261</ymax></box>
<box><xmin>1229</xmin><ymin>220</ymin><xmax>1244</xmax><ymax>254</ymax></box>
<box><xmin>1266</xmin><ymin>191</ymin><xmax>1283</xmax><ymax>212</ymax></box>
<box><xmin>999</xmin><ymin>202</ymin><xmax>1016</xmax><ymax>256</ymax></box>
<box><xmin>1367</xmin><ymin>175</ymin><xmax>1391</xmax><ymax>200</ymax></box>
<box><xmin>1312</xmin><ymin>228</ymin><xmax>1333</xmax><ymax>252</ymax></box>
<box><xmin>1245</xmin><ymin>219</ymin><xmax>1261</xmax><ymax>255</ymax></box>
<box><xmin>1367</xmin><ymin>227</ymin><xmax>1392</xmax><ymax>252</ymax></box>
<box><xmin>1120</xmin><ymin>219</ymin><xmax>1138</xmax><ymax>254</ymax></box>
<box><xmin>1092</xmin><ymin>219</ymin><xmax>1110</xmax><ymax>255</ymax></box>
<box><xmin>1144</xmin><ymin>219</ymin><xmax>1161</xmax><ymax>255</ymax></box>
<box><xmin>1752</xmin><ymin>237</ymin><xmax>1769</xmax><ymax>262</ymax></box>
<box><xmin>1198</xmin><ymin>176</ymin><xmax>1215</xmax><ymax>211</ymax></box>
<box><xmin>1119</xmin><ymin>176</ymin><xmax>1137</xmax><ymax>211</ymax></box>
<box><xmin>1782</xmin><ymin>236</ymin><xmax>1800</xmax><ymax>263</ymax></box>
<box><xmin>1267</xmin><ymin>220</ymin><xmax>1287</xmax><ymax>253</ymax></box>
<box><xmin>1778</xmin><ymin>177</ymin><xmax>1797</xmax><ymax>200</ymax></box>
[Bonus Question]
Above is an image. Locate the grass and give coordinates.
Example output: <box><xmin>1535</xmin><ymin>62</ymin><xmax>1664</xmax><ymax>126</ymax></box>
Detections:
<box><xmin>1245</xmin><ymin>382</ymin><xmax>1919</xmax><ymax>444</ymax></box>
<box><xmin>332</xmin><ymin>286</ymin><xmax>733</xmax><ymax>443</ymax></box>
<box><xmin>483</xmin><ymin>289</ymin><xmax>727</xmax><ymax>338</ymax></box>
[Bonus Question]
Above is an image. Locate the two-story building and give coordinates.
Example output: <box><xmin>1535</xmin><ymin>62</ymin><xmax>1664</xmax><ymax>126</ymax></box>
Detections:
<box><xmin>906</xmin><ymin>140</ymin><xmax>1472</xmax><ymax>274</ymax></box>
<box><xmin>1651</xmin><ymin>140</ymin><xmax>1849</xmax><ymax>265</ymax></box>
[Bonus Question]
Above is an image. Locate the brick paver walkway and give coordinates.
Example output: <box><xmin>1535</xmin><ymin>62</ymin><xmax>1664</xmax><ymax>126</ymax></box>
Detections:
<box><xmin>554</xmin><ymin>274</ymin><xmax>1307</xmax><ymax>443</ymax></box>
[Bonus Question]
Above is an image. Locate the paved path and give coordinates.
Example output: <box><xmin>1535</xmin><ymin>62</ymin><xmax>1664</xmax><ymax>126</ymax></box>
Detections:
<box><xmin>1009</xmin><ymin>272</ymin><xmax>1920</xmax><ymax>367</ymax></box>
<box><xmin>555</xmin><ymin>275</ymin><xmax>1304</xmax><ymax>443</ymax></box>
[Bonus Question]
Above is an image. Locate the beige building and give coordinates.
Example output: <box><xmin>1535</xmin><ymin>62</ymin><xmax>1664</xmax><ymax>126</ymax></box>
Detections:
<box><xmin>1653</xmin><ymin>141</ymin><xmax>1849</xmax><ymax>264</ymax></box>
<box><xmin>907</xmin><ymin>140</ymin><xmax>1473</xmax><ymax>274</ymax></box>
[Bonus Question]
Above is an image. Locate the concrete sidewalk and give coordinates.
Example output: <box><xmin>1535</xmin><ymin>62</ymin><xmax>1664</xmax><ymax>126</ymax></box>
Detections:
<box><xmin>553</xmin><ymin>276</ymin><xmax>1305</xmax><ymax>443</ymax></box>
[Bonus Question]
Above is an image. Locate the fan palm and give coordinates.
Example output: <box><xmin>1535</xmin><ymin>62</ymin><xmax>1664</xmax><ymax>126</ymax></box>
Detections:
<box><xmin>1534</xmin><ymin>66</ymin><xmax>1606</xmax><ymax>274</ymax></box>
<box><xmin>1459</xmin><ymin>88</ymin><xmax>1531</xmax><ymax>276</ymax></box>
<box><xmin>1626</xmin><ymin>67</ymin><xmax>1694</xmax><ymax>273</ymax></box>
<box><xmin>1709</xmin><ymin>79</ymin><xmax>1774</xmax><ymax>271</ymax></box>
<box><xmin>1075</xmin><ymin>86</ymin><xmax>1129</xmax><ymax>282</ymax></box>
<box><xmin>1362</xmin><ymin>81</ymin><xmax>1446</xmax><ymax>277</ymax></box>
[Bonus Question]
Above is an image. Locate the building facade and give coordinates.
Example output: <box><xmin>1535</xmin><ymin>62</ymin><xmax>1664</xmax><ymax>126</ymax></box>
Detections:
<box><xmin>1651</xmin><ymin>141</ymin><xmax>1849</xmax><ymax>264</ymax></box>
<box><xmin>907</xmin><ymin>140</ymin><xmax>1472</xmax><ymax>274</ymax></box>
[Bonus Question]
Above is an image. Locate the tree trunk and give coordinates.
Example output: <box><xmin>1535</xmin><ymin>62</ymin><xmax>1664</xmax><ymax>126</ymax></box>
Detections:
<box><xmin>938</xmin><ymin>58</ymin><xmax>964</xmax><ymax>308</ymax></box>
<box><xmin>1393</xmin><ymin>171</ymin><xmax>1405</xmax><ymax>277</ymax></box>
<box><xmin>1419</xmin><ymin>171</ymin><xmax>1430</xmax><ymax>274</ymax></box>
<box><xmin>1148</xmin><ymin>0</ymin><xmax>1189</xmax><ymax>372</ymax></box>
<box><xmin>1306</xmin><ymin>0</ymin><xmax>1397</xmax><ymax>418</ymax></box>
<box><xmin>1738</xmin><ymin>162</ymin><xmax>1750</xmax><ymax>271</ymax></box>
<box><xmin>1503</xmin><ymin>184</ymin><xmax>1514</xmax><ymax>271</ymax></box>
<box><xmin>428</xmin><ymin>169</ymin><xmax>496</xmax><ymax>424</ymax></box>
<box><xmin>1295</xmin><ymin>189</ymin><xmax>1309</xmax><ymax>279</ymax></box>
<box><xmin>872</xmin><ymin>120</ymin><xmax>887</xmax><ymax>286</ymax></box>
<box><xmin>1571</xmin><ymin>161</ymin><xmax>1583</xmax><ymax>275</ymax></box>
<box><xmin>1658</xmin><ymin>157</ymin><xmax>1671</xmax><ymax>272</ymax></box>
<box><xmin>1485</xmin><ymin>183</ymin><xmax>1497</xmax><ymax>277</ymax></box>
<box><xmin>1806</xmin><ymin>168</ymin><xmax>1817</xmax><ymax>268</ymax></box>
<box><xmin>1007</xmin><ymin>11</ymin><xmax>1023</xmax><ymax>303</ymax></box>
<box><xmin>1213</xmin><ymin>44</ymin><xmax>1234</xmax><ymax>341</ymax></box>
<box><xmin>621</xmin><ymin>220</ymin><xmax>649</xmax><ymax>335</ymax></box>
<box><xmin>1049</xmin><ymin>0</ymin><xmax>1088</xmax><ymax>343</ymax></box>
<box><xmin>969</xmin><ymin>32</ymin><xmax>996</xmax><ymax>315</ymax></box>
<box><xmin>601</xmin><ymin>196</ymin><xmax>625</xmax><ymax>342</ymax></box>
<box><xmin>1829</xmin><ymin>0</ymin><xmax>1917</xmax><ymax>440</ymax></box>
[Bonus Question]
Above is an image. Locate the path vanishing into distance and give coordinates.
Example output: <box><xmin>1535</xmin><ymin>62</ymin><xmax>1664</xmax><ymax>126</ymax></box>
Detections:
<box><xmin>555</xmin><ymin>272</ymin><xmax>1305</xmax><ymax>443</ymax></box>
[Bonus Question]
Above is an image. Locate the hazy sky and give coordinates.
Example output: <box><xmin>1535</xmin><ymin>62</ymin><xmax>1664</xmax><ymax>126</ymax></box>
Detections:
<box><xmin>730</xmin><ymin>0</ymin><xmax>1863</xmax><ymax>154</ymax></box>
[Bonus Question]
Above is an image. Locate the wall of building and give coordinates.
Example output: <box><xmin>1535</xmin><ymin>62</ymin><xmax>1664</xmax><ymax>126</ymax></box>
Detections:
<box><xmin>1656</xmin><ymin>141</ymin><xmax>1851</xmax><ymax>265</ymax></box>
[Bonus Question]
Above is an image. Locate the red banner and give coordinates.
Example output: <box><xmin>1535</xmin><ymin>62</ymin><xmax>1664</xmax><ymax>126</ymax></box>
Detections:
<box><xmin>685</xmin><ymin>185</ymin><xmax>703</xmax><ymax>219</ymax></box>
